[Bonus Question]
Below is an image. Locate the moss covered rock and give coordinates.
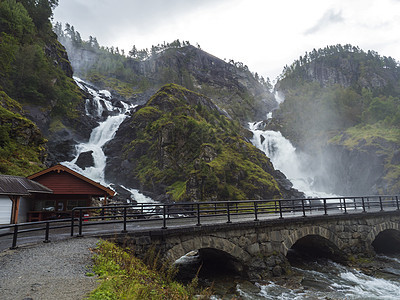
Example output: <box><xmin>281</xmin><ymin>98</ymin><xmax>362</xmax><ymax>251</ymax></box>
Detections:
<box><xmin>105</xmin><ymin>84</ymin><xmax>296</xmax><ymax>202</ymax></box>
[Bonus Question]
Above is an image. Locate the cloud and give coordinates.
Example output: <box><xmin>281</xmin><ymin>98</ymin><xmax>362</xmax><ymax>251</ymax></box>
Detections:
<box><xmin>304</xmin><ymin>9</ymin><xmax>344</xmax><ymax>35</ymax></box>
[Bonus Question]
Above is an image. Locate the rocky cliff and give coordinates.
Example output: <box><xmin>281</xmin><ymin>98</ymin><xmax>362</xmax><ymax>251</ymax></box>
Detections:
<box><xmin>104</xmin><ymin>84</ymin><xmax>302</xmax><ymax>202</ymax></box>
<box><xmin>271</xmin><ymin>44</ymin><xmax>400</xmax><ymax>195</ymax></box>
<box><xmin>58</xmin><ymin>35</ymin><xmax>276</xmax><ymax>123</ymax></box>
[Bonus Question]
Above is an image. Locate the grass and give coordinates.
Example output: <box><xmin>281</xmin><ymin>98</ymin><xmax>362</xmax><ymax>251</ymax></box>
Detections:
<box><xmin>87</xmin><ymin>240</ymin><xmax>212</xmax><ymax>300</ymax></box>
<box><xmin>329</xmin><ymin>123</ymin><xmax>400</xmax><ymax>150</ymax></box>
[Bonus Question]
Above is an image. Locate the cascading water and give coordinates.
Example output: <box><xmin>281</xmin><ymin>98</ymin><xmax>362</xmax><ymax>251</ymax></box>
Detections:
<box><xmin>249</xmin><ymin>91</ymin><xmax>335</xmax><ymax>198</ymax></box>
<box><xmin>249</xmin><ymin>121</ymin><xmax>335</xmax><ymax>198</ymax></box>
<box><xmin>62</xmin><ymin>77</ymin><xmax>154</xmax><ymax>204</ymax></box>
<box><xmin>228</xmin><ymin>93</ymin><xmax>400</xmax><ymax>300</ymax></box>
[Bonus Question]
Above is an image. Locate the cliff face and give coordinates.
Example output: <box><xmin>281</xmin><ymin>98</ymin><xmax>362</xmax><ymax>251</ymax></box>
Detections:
<box><xmin>59</xmin><ymin>38</ymin><xmax>276</xmax><ymax>122</ymax></box>
<box><xmin>0</xmin><ymin>1</ymin><xmax>95</xmax><ymax>172</ymax></box>
<box><xmin>271</xmin><ymin>45</ymin><xmax>400</xmax><ymax>195</ymax></box>
<box><xmin>104</xmin><ymin>84</ymin><xmax>302</xmax><ymax>202</ymax></box>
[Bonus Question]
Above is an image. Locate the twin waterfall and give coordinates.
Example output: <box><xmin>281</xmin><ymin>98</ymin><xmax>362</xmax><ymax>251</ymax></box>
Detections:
<box><xmin>64</xmin><ymin>80</ymin><xmax>328</xmax><ymax>202</ymax></box>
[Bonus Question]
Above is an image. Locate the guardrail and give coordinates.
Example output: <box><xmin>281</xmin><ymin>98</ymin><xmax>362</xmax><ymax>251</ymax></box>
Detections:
<box><xmin>1</xmin><ymin>195</ymin><xmax>399</xmax><ymax>250</ymax></box>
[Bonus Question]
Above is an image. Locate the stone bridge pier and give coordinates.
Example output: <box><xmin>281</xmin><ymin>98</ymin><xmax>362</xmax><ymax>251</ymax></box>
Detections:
<box><xmin>119</xmin><ymin>211</ymin><xmax>400</xmax><ymax>280</ymax></box>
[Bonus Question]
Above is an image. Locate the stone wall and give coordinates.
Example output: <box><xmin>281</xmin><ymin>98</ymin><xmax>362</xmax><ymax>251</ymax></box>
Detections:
<box><xmin>121</xmin><ymin>211</ymin><xmax>400</xmax><ymax>279</ymax></box>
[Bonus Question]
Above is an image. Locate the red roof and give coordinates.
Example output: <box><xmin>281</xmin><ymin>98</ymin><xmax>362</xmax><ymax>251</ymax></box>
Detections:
<box><xmin>27</xmin><ymin>164</ymin><xmax>115</xmax><ymax>197</ymax></box>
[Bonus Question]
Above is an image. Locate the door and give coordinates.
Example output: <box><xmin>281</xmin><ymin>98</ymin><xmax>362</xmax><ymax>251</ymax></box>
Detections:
<box><xmin>0</xmin><ymin>196</ymin><xmax>12</xmax><ymax>224</ymax></box>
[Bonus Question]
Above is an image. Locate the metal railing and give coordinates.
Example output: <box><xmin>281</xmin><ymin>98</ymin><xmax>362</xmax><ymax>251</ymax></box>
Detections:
<box><xmin>1</xmin><ymin>195</ymin><xmax>399</xmax><ymax>250</ymax></box>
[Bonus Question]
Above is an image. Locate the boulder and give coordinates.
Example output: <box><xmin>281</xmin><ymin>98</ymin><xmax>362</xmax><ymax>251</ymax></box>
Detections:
<box><xmin>75</xmin><ymin>151</ymin><xmax>94</xmax><ymax>169</ymax></box>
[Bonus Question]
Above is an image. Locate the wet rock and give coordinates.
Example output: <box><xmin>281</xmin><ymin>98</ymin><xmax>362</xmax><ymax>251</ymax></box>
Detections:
<box><xmin>75</xmin><ymin>151</ymin><xmax>94</xmax><ymax>169</ymax></box>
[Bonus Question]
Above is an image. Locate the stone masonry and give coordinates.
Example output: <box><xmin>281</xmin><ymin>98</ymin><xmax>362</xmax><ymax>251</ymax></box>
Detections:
<box><xmin>120</xmin><ymin>211</ymin><xmax>400</xmax><ymax>279</ymax></box>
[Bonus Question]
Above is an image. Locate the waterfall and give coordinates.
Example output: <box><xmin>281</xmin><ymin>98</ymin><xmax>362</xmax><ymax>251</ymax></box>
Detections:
<box><xmin>249</xmin><ymin>101</ymin><xmax>335</xmax><ymax>198</ymax></box>
<box><xmin>62</xmin><ymin>77</ymin><xmax>155</xmax><ymax>204</ymax></box>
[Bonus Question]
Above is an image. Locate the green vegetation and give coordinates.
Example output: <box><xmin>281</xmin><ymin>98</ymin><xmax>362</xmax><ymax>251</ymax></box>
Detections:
<box><xmin>120</xmin><ymin>84</ymin><xmax>281</xmax><ymax>201</ymax></box>
<box><xmin>0</xmin><ymin>91</ymin><xmax>46</xmax><ymax>176</ymax></box>
<box><xmin>275</xmin><ymin>45</ymin><xmax>400</xmax><ymax>148</ymax></box>
<box><xmin>88</xmin><ymin>240</ymin><xmax>210</xmax><ymax>300</ymax></box>
<box><xmin>0</xmin><ymin>0</ymin><xmax>83</xmax><ymax>118</ymax></box>
<box><xmin>0</xmin><ymin>0</ymin><xmax>86</xmax><ymax>175</ymax></box>
<box><xmin>274</xmin><ymin>44</ymin><xmax>400</xmax><ymax>193</ymax></box>
<box><xmin>55</xmin><ymin>22</ymin><xmax>273</xmax><ymax>122</ymax></box>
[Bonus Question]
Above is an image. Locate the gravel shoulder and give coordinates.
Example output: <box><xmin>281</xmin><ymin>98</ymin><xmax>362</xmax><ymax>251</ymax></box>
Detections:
<box><xmin>0</xmin><ymin>237</ymin><xmax>100</xmax><ymax>300</ymax></box>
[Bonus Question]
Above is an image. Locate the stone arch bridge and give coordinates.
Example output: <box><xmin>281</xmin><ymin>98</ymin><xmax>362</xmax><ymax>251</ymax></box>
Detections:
<box><xmin>118</xmin><ymin>211</ymin><xmax>400</xmax><ymax>279</ymax></box>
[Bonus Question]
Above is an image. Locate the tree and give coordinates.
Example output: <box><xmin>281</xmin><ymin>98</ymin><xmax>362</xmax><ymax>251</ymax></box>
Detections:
<box><xmin>18</xmin><ymin>0</ymin><xmax>59</xmax><ymax>29</ymax></box>
<box><xmin>128</xmin><ymin>45</ymin><xmax>137</xmax><ymax>58</ymax></box>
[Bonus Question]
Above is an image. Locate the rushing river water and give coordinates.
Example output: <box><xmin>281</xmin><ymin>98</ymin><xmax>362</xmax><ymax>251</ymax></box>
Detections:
<box><xmin>176</xmin><ymin>252</ymin><xmax>400</xmax><ymax>299</ymax></box>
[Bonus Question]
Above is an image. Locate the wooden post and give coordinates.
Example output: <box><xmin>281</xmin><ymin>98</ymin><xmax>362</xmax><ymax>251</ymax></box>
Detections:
<box><xmin>9</xmin><ymin>196</ymin><xmax>21</xmax><ymax>224</ymax></box>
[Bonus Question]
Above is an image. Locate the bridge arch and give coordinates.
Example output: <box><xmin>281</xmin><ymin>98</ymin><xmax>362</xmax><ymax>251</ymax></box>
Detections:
<box><xmin>367</xmin><ymin>221</ymin><xmax>400</xmax><ymax>249</ymax></box>
<box><xmin>366</xmin><ymin>221</ymin><xmax>400</xmax><ymax>253</ymax></box>
<box><xmin>282</xmin><ymin>225</ymin><xmax>343</xmax><ymax>255</ymax></box>
<box><xmin>164</xmin><ymin>235</ymin><xmax>251</xmax><ymax>264</ymax></box>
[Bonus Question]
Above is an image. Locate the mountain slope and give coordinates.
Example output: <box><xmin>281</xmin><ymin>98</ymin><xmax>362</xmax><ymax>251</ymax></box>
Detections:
<box><xmin>104</xmin><ymin>84</ymin><xmax>301</xmax><ymax>201</ymax></box>
<box><xmin>56</xmin><ymin>29</ymin><xmax>276</xmax><ymax>123</ymax></box>
<box><xmin>0</xmin><ymin>0</ymin><xmax>98</xmax><ymax>172</ymax></box>
<box><xmin>271</xmin><ymin>44</ymin><xmax>400</xmax><ymax>195</ymax></box>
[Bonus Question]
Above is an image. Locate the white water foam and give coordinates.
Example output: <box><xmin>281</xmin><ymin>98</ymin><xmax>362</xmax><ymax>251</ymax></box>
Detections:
<box><xmin>62</xmin><ymin>78</ymin><xmax>157</xmax><ymax>203</ymax></box>
<box><xmin>333</xmin><ymin>268</ymin><xmax>400</xmax><ymax>299</ymax></box>
<box><xmin>249</xmin><ymin>121</ymin><xmax>334</xmax><ymax>198</ymax></box>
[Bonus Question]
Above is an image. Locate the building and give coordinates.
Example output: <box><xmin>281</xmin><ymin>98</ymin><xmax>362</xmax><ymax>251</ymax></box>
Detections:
<box><xmin>26</xmin><ymin>164</ymin><xmax>115</xmax><ymax>222</ymax></box>
<box><xmin>0</xmin><ymin>175</ymin><xmax>53</xmax><ymax>224</ymax></box>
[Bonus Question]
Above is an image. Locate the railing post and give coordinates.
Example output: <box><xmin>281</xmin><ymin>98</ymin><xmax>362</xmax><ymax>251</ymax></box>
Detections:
<box><xmin>367</xmin><ymin>197</ymin><xmax>370</xmax><ymax>209</ymax></box>
<box><xmin>343</xmin><ymin>198</ymin><xmax>348</xmax><ymax>214</ymax></box>
<box><xmin>323</xmin><ymin>199</ymin><xmax>328</xmax><ymax>215</ymax></box>
<box><xmin>70</xmin><ymin>210</ymin><xmax>75</xmax><ymax>237</ymax></box>
<box><xmin>254</xmin><ymin>202</ymin><xmax>259</xmax><ymax>221</ymax></box>
<box><xmin>353</xmin><ymin>198</ymin><xmax>357</xmax><ymax>210</ymax></box>
<box><xmin>301</xmin><ymin>199</ymin><xmax>306</xmax><ymax>217</ymax></box>
<box><xmin>77</xmin><ymin>209</ymin><xmax>83</xmax><ymax>237</ymax></box>
<box><xmin>379</xmin><ymin>196</ymin><xmax>384</xmax><ymax>211</ymax></box>
<box><xmin>214</xmin><ymin>203</ymin><xmax>217</xmax><ymax>215</ymax></box>
<box><xmin>162</xmin><ymin>204</ymin><xmax>167</xmax><ymax>229</ymax></box>
<box><xmin>122</xmin><ymin>207</ymin><xmax>127</xmax><ymax>233</ymax></box>
<box><xmin>11</xmin><ymin>225</ymin><xmax>18</xmax><ymax>249</ymax></box>
<box><xmin>278</xmin><ymin>200</ymin><xmax>283</xmax><ymax>219</ymax></box>
<box><xmin>227</xmin><ymin>202</ymin><xmax>232</xmax><ymax>224</ymax></box>
<box><xmin>101</xmin><ymin>207</ymin><xmax>105</xmax><ymax>221</ymax></box>
<box><xmin>396</xmin><ymin>196</ymin><xmax>399</xmax><ymax>210</ymax></box>
<box><xmin>196</xmin><ymin>203</ymin><xmax>201</xmax><ymax>226</ymax></box>
<box><xmin>44</xmin><ymin>222</ymin><xmax>50</xmax><ymax>243</ymax></box>
<box><xmin>361</xmin><ymin>197</ymin><xmax>366</xmax><ymax>213</ymax></box>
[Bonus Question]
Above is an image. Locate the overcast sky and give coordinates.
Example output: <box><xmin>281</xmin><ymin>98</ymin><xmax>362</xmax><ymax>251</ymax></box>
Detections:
<box><xmin>54</xmin><ymin>0</ymin><xmax>400</xmax><ymax>81</ymax></box>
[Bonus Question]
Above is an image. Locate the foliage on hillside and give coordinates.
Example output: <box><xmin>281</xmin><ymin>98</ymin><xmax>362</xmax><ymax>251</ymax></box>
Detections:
<box><xmin>0</xmin><ymin>0</ymin><xmax>83</xmax><ymax>119</ymax></box>
<box><xmin>88</xmin><ymin>240</ymin><xmax>211</xmax><ymax>300</ymax></box>
<box><xmin>54</xmin><ymin>23</ymin><xmax>274</xmax><ymax>122</ymax></box>
<box><xmin>106</xmin><ymin>84</ymin><xmax>282</xmax><ymax>201</ymax></box>
<box><xmin>279</xmin><ymin>44</ymin><xmax>400</xmax><ymax>96</ymax></box>
<box><xmin>272</xmin><ymin>44</ymin><xmax>400</xmax><ymax>194</ymax></box>
<box><xmin>0</xmin><ymin>91</ymin><xmax>46</xmax><ymax>175</ymax></box>
<box><xmin>0</xmin><ymin>0</ymin><xmax>86</xmax><ymax>174</ymax></box>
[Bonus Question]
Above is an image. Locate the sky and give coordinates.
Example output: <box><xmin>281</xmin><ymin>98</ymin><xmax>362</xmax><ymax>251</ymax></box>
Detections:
<box><xmin>53</xmin><ymin>0</ymin><xmax>400</xmax><ymax>82</ymax></box>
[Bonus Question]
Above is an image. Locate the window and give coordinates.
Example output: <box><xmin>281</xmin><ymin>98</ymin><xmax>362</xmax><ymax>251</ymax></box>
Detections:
<box><xmin>34</xmin><ymin>200</ymin><xmax>55</xmax><ymax>211</ymax></box>
<box><xmin>66</xmin><ymin>200</ymin><xmax>87</xmax><ymax>211</ymax></box>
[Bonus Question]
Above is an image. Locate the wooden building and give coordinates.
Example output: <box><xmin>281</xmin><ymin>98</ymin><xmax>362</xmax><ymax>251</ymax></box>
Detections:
<box><xmin>0</xmin><ymin>175</ymin><xmax>53</xmax><ymax>224</ymax></box>
<box><xmin>26</xmin><ymin>164</ymin><xmax>115</xmax><ymax>221</ymax></box>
